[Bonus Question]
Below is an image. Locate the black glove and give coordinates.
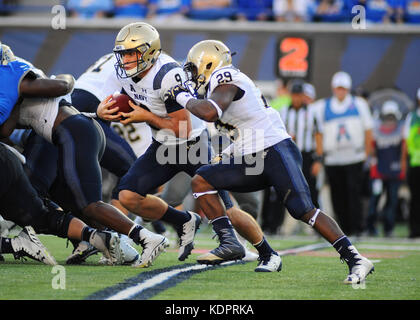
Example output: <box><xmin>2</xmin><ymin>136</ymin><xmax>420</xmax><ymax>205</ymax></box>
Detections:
<box><xmin>164</xmin><ymin>84</ymin><xmax>189</xmax><ymax>102</ymax></box>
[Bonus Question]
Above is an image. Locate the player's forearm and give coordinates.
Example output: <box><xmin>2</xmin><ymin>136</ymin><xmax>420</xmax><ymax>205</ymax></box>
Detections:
<box><xmin>185</xmin><ymin>99</ymin><xmax>219</xmax><ymax>122</ymax></box>
<box><xmin>20</xmin><ymin>77</ymin><xmax>73</xmax><ymax>98</ymax></box>
<box><xmin>145</xmin><ymin>112</ymin><xmax>189</xmax><ymax>139</ymax></box>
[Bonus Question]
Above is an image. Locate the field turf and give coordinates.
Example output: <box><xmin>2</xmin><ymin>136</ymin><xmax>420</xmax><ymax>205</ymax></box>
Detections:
<box><xmin>0</xmin><ymin>224</ymin><xmax>419</xmax><ymax>301</ymax></box>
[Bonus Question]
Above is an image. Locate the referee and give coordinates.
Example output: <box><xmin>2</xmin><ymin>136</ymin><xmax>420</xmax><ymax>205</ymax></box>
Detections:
<box><xmin>280</xmin><ymin>79</ymin><xmax>320</xmax><ymax>208</ymax></box>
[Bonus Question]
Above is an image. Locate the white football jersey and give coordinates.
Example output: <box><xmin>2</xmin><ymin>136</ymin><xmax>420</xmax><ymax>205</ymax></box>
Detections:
<box><xmin>75</xmin><ymin>53</ymin><xmax>122</xmax><ymax>101</ymax></box>
<box><xmin>16</xmin><ymin>57</ymin><xmax>69</xmax><ymax>143</ymax></box>
<box><xmin>117</xmin><ymin>53</ymin><xmax>206</xmax><ymax>146</ymax></box>
<box><xmin>75</xmin><ymin>53</ymin><xmax>152</xmax><ymax>155</ymax></box>
<box><xmin>206</xmin><ymin>66</ymin><xmax>290</xmax><ymax>156</ymax></box>
<box><xmin>111</xmin><ymin>122</ymin><xmax>152</xmax><ymax>157</ymax></box>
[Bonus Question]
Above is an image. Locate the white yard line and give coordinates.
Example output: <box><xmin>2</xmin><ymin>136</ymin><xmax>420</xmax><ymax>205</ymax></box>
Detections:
<box><xmin>106</xmin><ymin>261</ymin><xmax>235</xmax><ymax>300</ymax></box>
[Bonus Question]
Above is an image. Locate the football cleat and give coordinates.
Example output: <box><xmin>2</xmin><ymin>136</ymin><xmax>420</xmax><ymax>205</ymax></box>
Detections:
<box><xmin>254</xmin><ymin>253</ymin><xmax>282</xmax><ymax>272</ymax></box>
<box><xmin>243</xmin><ymin>249</ymin><xmax>259</xmax><ymax>262</ymax></box>
<box><xmin>11</xmin><ymin>226</ymin><xmax>57</xmax><ymax>265</ymax></box>
<box><xmin>99</xmin><ymin>234</ymin><xmax>140</xmax><ymax>265</ymax></box>
<box><xmin>197</xmin><ymin>228</ymin><xmax>245</xmax><ymax>265</ymax></box>
<box><xmin>178</xmin><ymin>211</ymin><xmax>201</xmax><ymax>261</ymax></box>
<box><xmin>133</xmin><ymin>232</ymin><xmax>169</xmax><ymax>268</ymax></box>
<box><xmin>119</xmin><ymin>234</ymin><xmax>140</xmax><ymax>265</ymax></box>
<box><xmin>89</xmin><ymin>230</ymin><xmax>123</xmax><ymax>266</ymax></box>
<box><xmin>66</xmin><ymin>241</ymin><xmax>99</xmax><ymax>265</ymax></box>
<box><xmin>343</xmin><ymin>256</ymin><xmax>374</xmax><ymax>284</ymax></box>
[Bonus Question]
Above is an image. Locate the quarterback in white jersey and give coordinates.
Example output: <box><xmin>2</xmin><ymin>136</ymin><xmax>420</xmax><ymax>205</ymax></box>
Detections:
<box><xmin>74</xmin><ymin>53</ymin><xmax>152</xmax><ymax>157</ymax></box>
<box><xmin>166</xmin><ymin>40</ymin><xmax>375</xmax><ymax>282</ymax></box>
<box><xmin>115</xmin><ymin>52</ymin><xmax>206</xmax><ymax>146</ymax></box>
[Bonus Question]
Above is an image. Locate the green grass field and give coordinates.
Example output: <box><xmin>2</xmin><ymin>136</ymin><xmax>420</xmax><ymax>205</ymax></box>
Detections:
<box><xmin>1</xmin><ymin>224</ymin><xmax>419</xmax><ymax>300</ymax></box>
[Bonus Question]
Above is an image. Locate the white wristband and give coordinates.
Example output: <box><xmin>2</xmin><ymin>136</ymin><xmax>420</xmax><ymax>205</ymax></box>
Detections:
<box><xmin>175</xmin><ymin>92</ymin><xmax>195</xmax><ymax>108</ymax></box>
<box><xmin>207</xmin><ymin>99</ymin><xmax>223</xmax><ymax>118</ymax></box>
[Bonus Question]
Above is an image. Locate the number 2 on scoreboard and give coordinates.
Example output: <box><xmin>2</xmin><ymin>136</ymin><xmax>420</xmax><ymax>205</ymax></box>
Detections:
<box><xmin>278</xmin><ymin>37</ymin><xmax>309</xmax><ymax>78</ymax></box>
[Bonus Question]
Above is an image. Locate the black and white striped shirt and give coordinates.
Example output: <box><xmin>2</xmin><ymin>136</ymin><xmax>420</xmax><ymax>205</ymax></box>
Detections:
<box><xmin>279</xmin><ymin>104</ymin><xmax>319</xmax><ymax>153</ymax></box>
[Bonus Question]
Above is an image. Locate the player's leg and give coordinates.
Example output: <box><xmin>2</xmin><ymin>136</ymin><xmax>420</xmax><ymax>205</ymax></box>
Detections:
<box><xmin>53</xmin><ymin>114</ymin><xmax>135</xmax><ymax>234</ymax></box>
<box><xmin>191</xmin><ymin>153</ymin><xmax>273</xmax><ymax>265</ymax></box>
<box><xmin>22</xmin><ymin>131</ymin><xmax>59</xmax><ymax>197</ymax></box>
<box><xmin>268</xmin><ymin>139</ymin><xmax>374</xmax><ymax>283</ymax></box>
<box><xmin>159</xmin><ymin>172</ymin><xmax>192</xmax><ymax>208</ymax></box>
<box><xmin>71</xmin><ymin>88</ymin><xmax>138</xmax><ymax>217</ymax></box>
<box><xmin>118</xmin><ymin>140</ymin><xmax>200</xmax><ymax>261</ymax></box>
<box><xmin>187</xmin><ymin>131</ymin><xmax>271</xmax><ymax>263</ymax></box>
<box><xmin>0</xmin><ymin>144</ymin><xmax>122</xmax><ymax>265</ymax></box>
<box><xmin>0</xmin><ymin>145</ymin><xmax>57</xmax><ymax>265</ymax></box>
<box><xmin>53</xmin><ymin>113</ymin><xmax>167</xmax><ymax>267</ymax></box>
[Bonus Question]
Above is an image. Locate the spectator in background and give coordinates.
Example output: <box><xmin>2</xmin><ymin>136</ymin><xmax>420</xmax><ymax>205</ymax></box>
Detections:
<box><xmin>367</xmin><ymin>100</ymin><xmax>405</xmax><ymax>237</ymax></box>
<box><xmin>314</xmin><ymin>0</ymin><xmax>348</xmax><ymax>22</ymax></box>
<box><xmin>67</xmin><ymin>0</ymin><xmax>113</xmax><ymax>18</ymax></box>
<box><xmin>311</xmin><ymin>71</ymin><xmax>374</xmax><ymax>236</ymax></box>
<box><xmin>236</xmin><ymin>0</ymin><xmax>273</xmax><ymax>21</ymax></box>
<box><xmin>113</xmin><ymin>0</ymin><xmax>149</xmax><ymax>18</ymax></box>
<box><xmin>187</xmin><ymin>0</ymin><xmax>237</xmax><ymax>20</ymax></box>
<box><xmin>147</xmin><ymin>0</ymin><xmax>189</xmax><ymax>20</ymax></box>
<box><xmin>270</xmin><ymin>79</ymin><xmax>291</xmax><ymax>112</ymax></box>
<box><xmin>402</xmin><ymin>88</ymin><xmax>420</xmax><ymax>238</ymax></box>
<box><xmin>273</xmin><ymin>0</ymin><xmax>315</xmax><ymax>22</ymax></box>
<box><xmin>384</xmin><ymin>0</ymin><xmax>405</xmax><ymax>23</ymax></box>
<box><xmin>404</xmin><ymin>0</ymin><xmax>420</xmax><ymax>23</ymax></box>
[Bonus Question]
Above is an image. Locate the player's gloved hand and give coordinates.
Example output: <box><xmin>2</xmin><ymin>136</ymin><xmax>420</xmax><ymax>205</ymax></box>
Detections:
<box><xmin>211</xmin><ymin>154</ymin><xmax>223</xmax><ymax>164</ymax></box>
<box><xmin>164</xmin><ymin>84</ymin><xmax>190</xmax><ymax>102</ymax></box>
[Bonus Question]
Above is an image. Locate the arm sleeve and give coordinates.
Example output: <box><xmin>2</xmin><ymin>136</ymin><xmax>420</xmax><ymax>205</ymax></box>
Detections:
<box><xmin>160</xmin><ymin>67</ymin><xmax>186</xmax><ymax>113</ymax></box>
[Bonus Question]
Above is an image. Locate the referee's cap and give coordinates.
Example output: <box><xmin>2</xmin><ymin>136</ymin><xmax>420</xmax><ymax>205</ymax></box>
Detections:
<box><xmin>382</xmin><ymin>100</ymin><xmax>401</xmax><ymax>120</ymax></box>
<box><xmin>331</xmin><ymin>71</ymin><xmax>352</xmax><ymax>89</ymax></box>
<box><xmin>288</xmin><ymin>79</ymin><xmax>305</xmax><ymax>94</ymax></box>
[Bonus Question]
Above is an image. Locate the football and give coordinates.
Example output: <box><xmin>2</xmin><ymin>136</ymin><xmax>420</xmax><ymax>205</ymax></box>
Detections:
<box><xmin>110</xmin><ymin>93</ymin><xmax>134</xmax><ymax>113</ymax></box>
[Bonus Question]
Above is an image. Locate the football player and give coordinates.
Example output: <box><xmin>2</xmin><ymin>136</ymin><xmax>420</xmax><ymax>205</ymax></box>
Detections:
<box><xmin>69</xmin><ymin>52</ymin><xmax>161</xmax><ymax>264</ymax></box>
<box><xmin>97</xmin><ymin>22</ymin><xmax>278</xmax><ymax>267</ymax></box>
<box><xmin>165</xmin><ymin>40</ymin><xmax>375</xmax><ymax>283</ymax></box>
<box><xmin>0</xmin><ymin>42</ymin><xmax>168</xmax><ymax>268</ymax></box>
